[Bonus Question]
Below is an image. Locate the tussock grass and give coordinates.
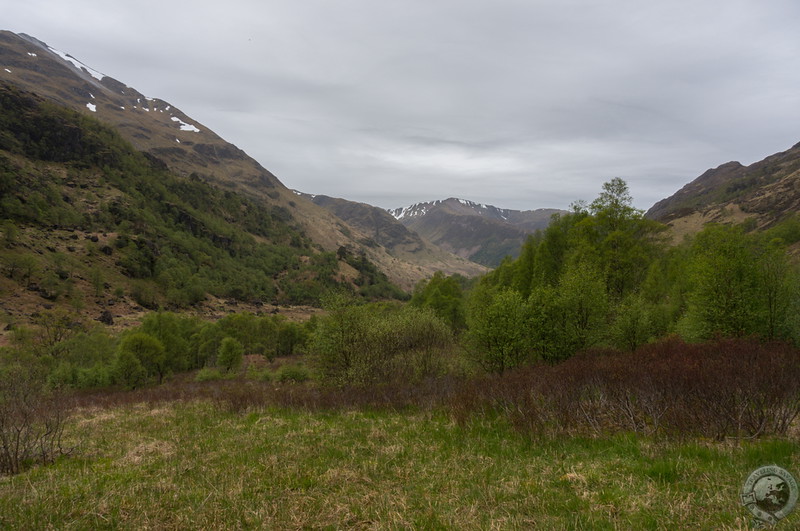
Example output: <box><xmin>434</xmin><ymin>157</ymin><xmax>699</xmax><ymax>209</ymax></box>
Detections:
<box><xmin>0</xmin><ymin>399</ymin><xmax>795</xmax><ymax>529</ymax></box>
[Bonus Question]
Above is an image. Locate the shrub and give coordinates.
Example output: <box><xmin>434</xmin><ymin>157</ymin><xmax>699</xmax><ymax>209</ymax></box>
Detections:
<box><xmin>130</xmin><ymin>281</ymin><xmax>159</xmax><ymax>310</ymax></box>
<box><xmin>76</xmin><ymin>363</ymin><xmax>113</xmax><ymax>389</ymax></box>
<box><xmin>450</xmin><ymin>337</ymin><xmax>800</xmax><ymax>440</ymax></box>
<box><xmin>0</xmin><ymin>364</ymin><xmax>71</xmax><ymax>475</ymax></box>
<box><xmin>311</xmin><ymin>295</ymin><xmax>453</xmax><ymax>386</ymax></box>
<box><xmin>465</xmin><ymin>287</ymin><xmax>534</xmax><ymax>373</ymax></box>
<box><xmin>275</xmin><ymin>364</ymin><xmax>311</xmax><ymax>383</ymax></box>
<box><xmin>112</xmin><ymin>348</ymin><xmax>147</xmax><ymax>389</ymax></box>
<box><xmin>195</xmin><ymin>368</ymin><xmax>224</xmax><ymax>382</ymax></box>
<box><xmin>246</xmin><ymin>366</ymin><xmax>272</xmax><ymax>382</ymax></box>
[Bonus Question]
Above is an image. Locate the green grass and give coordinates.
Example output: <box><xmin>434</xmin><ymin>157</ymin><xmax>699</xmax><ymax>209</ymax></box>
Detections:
<box><xmin>0</xmin><ymin>400</ymin><xmax>797</xmax><ymax>529</ymax></box>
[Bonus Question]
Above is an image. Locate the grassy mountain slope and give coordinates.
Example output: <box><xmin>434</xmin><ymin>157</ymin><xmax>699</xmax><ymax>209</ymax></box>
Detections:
<box><xmin>646</xmin><ymin>141</ymin><xmax>800</xmax><ymax>240</ymax></box>
<box><xmin>0</xmin><ymin>83</ymin><xmax>405</xmax><ymax>332</ymax></box>
<box><xmin>0</xmin><ymin>30</ymin><xmax>479</xmax><ymax>289</ymax></box>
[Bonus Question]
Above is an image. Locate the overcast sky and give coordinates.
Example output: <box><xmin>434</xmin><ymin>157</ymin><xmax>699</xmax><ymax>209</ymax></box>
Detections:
<box><xmin>5</xmin><ymin>1</ymin><xmax>800</xmax><ymax>211</ymax></box>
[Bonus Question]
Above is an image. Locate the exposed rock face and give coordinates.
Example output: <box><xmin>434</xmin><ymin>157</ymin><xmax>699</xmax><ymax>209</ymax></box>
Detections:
<box><xmin>98</xmin><ymin>310</ymin><xmax>114</xmax><ymax>325</ymax></box>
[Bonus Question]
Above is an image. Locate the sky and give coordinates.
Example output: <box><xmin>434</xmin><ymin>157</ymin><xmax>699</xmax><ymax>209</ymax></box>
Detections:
<box><xmin>4</xmin><ymin>1</ymin><xmax>800</xmax><ymax>211</ymax></box>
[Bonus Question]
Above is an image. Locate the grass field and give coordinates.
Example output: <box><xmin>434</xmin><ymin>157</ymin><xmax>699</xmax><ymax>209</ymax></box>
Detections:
<box><xmin>1</xmin><ymin>397</ymin><xmax>797</xmax><ymax>529</ymax></box>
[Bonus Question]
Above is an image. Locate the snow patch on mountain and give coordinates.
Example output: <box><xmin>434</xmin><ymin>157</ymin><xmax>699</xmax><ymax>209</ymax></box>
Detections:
<box><xmin>86</xmin><ymin>102</ymin><xmax>96</xmax><ymax>112</ymax></box>
<box><xmin>389</xmin><ymin>197</ymin><xmax>523</xmax><ymax>222</ymax></box>
<box><xmin>170</xmin><ymin>116</ymin><xmax>200</xmax><ymax>133</ymax></box>
<box><xmin>47</xmin><ymin>46</ymin><xmax>105</xmax><ymax>81</ymax></box>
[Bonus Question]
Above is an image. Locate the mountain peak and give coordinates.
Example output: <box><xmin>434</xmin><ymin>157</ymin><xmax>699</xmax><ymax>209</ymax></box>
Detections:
<box><xmin>389</xmin><ymin>198</ymin><xmax>496</xmax><ymax>221</ymax></box>
<box><xmin>389</xmin><ymin>198</ymin><xmax>564</xmax><ymax>266</ymax></box>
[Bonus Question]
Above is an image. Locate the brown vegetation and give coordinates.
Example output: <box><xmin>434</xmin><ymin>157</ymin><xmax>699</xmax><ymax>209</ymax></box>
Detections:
<box><xmin>67</xmin><ymin>337</ymin><xmax>800</xmax><ymax>442</ymax></box>
<box><xmin>452</xmin><ymin>337</ymin><xmax>800</xmax><ymax>440</ymax></box>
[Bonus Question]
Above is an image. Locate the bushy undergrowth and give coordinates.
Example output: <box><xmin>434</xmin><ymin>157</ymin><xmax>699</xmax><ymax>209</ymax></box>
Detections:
<box><xmin>9</xmin><ymin>309</ymin><xmax>314</xmax><ymax>391</ymax></box>
<box><xmin>63</xmin><ymin>336</ymin><xmax>800</xmax><ymax>443</ymax></box>
<box><xmin>311</xmin><ymin>295</ymin><xmax>455</xmax><ymax>387</ymax></box>
<box><xmin>452</xmin><ymin>337</ymin><xmax>800</xmax><ymax>440</ymax></box>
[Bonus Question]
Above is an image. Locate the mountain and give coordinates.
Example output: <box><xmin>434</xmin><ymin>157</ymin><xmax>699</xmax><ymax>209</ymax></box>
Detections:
<box><xmin>646</xmin><ymin>142</ymin><xmax>800</xmax><ymax>240</ymax></box>
<box><xmin>0</xmin><ymin>82</ymin><xmax>423</xmax><ymax>333</ymax></box>
<box><xmin>389</xmin><ymin>198</ymin><xmax>564</xmax><ymax>266</ymax></box>
<box><xmin>296</xmin><ymin>193</ymin><xmax>488</xmax><ymax>277</ymax></box>
<box><xmin>0</xmin><ymin>30</ymin><xmax>483</xmax><ymax>288</ymax></box>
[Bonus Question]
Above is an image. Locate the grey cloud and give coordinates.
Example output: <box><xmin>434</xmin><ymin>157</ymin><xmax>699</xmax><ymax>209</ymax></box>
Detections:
<box><xmin>4</xmin><ymin>0</ymin><xmax>800</xmax><ymax>211</ymax></box>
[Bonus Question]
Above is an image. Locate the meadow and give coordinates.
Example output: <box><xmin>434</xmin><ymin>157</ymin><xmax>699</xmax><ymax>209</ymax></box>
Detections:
<box><xmin>0</xmin><ymin>380</ymin><xmax>796</xmax><ymax>530</ymax></box>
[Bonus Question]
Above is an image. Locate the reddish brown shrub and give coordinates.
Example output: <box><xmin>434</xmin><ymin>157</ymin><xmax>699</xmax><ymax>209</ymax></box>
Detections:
<box><xmin>449</xmin><ymin>337</ymin><xmax>800</xmax><ymax>439</ymax></box>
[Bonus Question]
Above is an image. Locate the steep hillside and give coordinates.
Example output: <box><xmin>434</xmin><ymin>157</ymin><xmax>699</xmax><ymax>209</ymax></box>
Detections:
<box><xmin>0</xmin><ymin>83</ymin><xmax>408</xmax><ymax>333</ymax></box>
<box><xmin>0</xmin><ymin>30</ymin><xmax>478</xmax><ymax>288</ymax></box>
<box><xmin>389</xmin><ymin>198</ymin><xmax>563</xmax><ymax>266</ymax></box>
<box><xmin>646</xmin><ymin>142</ymin><xmax>800</xmax><ymax>240</ymax></box>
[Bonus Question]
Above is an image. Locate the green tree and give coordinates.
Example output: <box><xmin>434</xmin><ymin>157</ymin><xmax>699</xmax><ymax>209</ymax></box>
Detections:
<box><xmin>484</xmin><ymin>179</ymin><xmax>665</xmax><ymax>303</ymax></box>
<box><xmin>311</xmin><ymin>292</ymin><xmax>373</xmax><ymax>385</ymax></box>
<box><xmin>525</xmin><ymin>261</ymin><xmax>608</xmax><ymax>361</ymax></box>
<box><xmin>557</xmin><ymin>261</ymin><xmax>609</xmax><ymax>353</ymax></box>
<box><xmin>1</xmin><ymin>219</ymin><xmax>18</xmax><ymax>248</ymax></box>
<box><xmin>680</xmin><ymin>225</ymin><xmax>760</xmax><ymax>339</ymax></box>
<box><xmin>466</xmin><ymin>286</ymin><xmax>534</xmax><ymax>373</ymax></box>
<box><xmin>218</xmin><ymin>313</ymin><xmax>261</xmax><ymax>354</ymax></box>
<box><xmin>586</xmin><ymin>178</ymin><xmax>666</xmax><ymax>299</ymax></box>
<box><xmin>217</xmin><ymin>337</ymin><xmax>244</xmax><ymax>373</ymax></box>
<box><xmin>610</xmin><ymin>294</ymin><xmax>654</xmax><ymax>351</ymax></box>
<box><xmin>140</xmin><ymin>312</ymin><xmax>198</xmax><ymax>372</ymax></box>
<box><xmin>757</xmin><ymin>238</ymin><xmax>796</xmax><ymax>340</ymax></box>
<box><xmin>116</xmin><ymin>332</ymin><xmax>167</xmax><ymax>383</ymax></box>
<box><xmin>275</xmin><ymin>320</ymin><xmax>308</xmax><ymax>358</ymax></box>
<box><xmin>410</xmin><ymin>271</ymin><xmax>467</xmax><ymax>331</ymax></box>
<box><xmin>193</xmin><ymin>322</ymin><xmax>225</xmax><ymax>368</ymax></box>
<box><xmin>90</xmin><ymin>268</ymin><xmax>105</xmax><ymax>298</ymax></box>
<box><xmin>113</xmin><ymin>348</ymin><xmax>146</xmax><ymax>389</ymax></box>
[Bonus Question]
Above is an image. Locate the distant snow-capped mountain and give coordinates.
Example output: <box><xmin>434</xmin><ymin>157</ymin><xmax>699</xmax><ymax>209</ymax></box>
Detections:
<box><xmin>389</xmin><ymin>198</ymin><xmax>564</xmax><ymax>267</ymax></box>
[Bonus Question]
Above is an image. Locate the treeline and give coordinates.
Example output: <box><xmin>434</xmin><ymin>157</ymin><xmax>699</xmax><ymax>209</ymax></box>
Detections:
<box><xmin>1</xmin><ymin>294</ymin><xmax>455</xmax><ymax>392</ymax></box>
<box><xmin>412</xmin><ymin>178</ymin><xmax>800</xmax><ymax>373</ymax></box>
<box><xmin>2</xmin><ymin>309</ymin><xmax>314</xmax><ymax>390</ymax></box>
<box><xmin>304</xmin><ymin>179</ymin><xmax>800</xmax><ymax>384</ymax></box>
<box><xmin>0</xmin><ymin>83</ymin><xmax>403</xmax><ymax>306</ymax></box>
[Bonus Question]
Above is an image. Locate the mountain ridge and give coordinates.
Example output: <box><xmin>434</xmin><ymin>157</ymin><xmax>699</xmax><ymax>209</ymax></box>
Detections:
<box><xmin>388</xmin><ymin>197</ymin><xmax>564</xmax><ymax>267</ymax></box>
<box><xmin>0</xmin><ymin>30</ymin><xmax>485</xmax><ymax>288</ymax></box>
<box><xmin>645</xmin><ymin>141</ymin><xmax>800</xmax><ymax>240</ymax></box>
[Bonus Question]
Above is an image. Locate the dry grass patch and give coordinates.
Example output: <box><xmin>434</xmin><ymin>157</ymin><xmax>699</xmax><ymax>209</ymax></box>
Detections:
<box><xmin>0</xmin><ymin>400</ymin><xmax>798</xmax><ymax>529</ymax></box>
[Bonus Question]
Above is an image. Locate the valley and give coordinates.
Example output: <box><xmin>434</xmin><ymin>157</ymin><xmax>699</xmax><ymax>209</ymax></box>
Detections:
<box><xmin>2</xmin><ymin>28</ymin><xmax>800</xmax><ymax>529</ymax></box>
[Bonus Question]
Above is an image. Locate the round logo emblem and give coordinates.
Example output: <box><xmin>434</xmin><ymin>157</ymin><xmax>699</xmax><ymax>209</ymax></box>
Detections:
<box><xmin>741</xmin><ymin>466</ymin><xmax>798</xmax><ymax>526</ymax></box>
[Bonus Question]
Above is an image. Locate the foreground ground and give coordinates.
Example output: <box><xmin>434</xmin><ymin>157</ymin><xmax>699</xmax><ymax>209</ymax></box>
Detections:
<box><xmin>0</xmin><ymin>398</ymin><xmax>797</xmax><ymax>529</ymax></box>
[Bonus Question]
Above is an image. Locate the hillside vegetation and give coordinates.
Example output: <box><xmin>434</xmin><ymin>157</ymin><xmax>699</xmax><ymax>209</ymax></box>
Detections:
<box><xmin>469</xmin><ymin>177</ymin><xmax>800</xmax><ymax>367</ymax></box>
<box><xmin>0</xmin><ymin>29</ymin><xmax>487</xmax><ymax>291</ymax></box>
<box><xmin>4</xmin><ymin>168</ymin><xmax>800</xmax><ymax>429</ymax></box>
<box><xmin>0</xmin><ymin>83</ymin><xmax>404</xmax><ymax>320</ymax></box>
